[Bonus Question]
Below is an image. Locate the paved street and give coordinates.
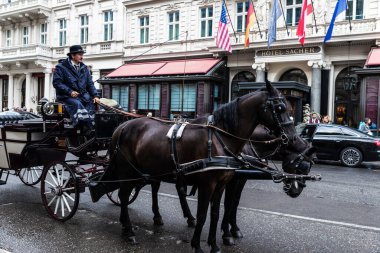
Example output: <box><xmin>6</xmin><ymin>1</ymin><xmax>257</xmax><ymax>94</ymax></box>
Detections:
<box><xmin>1</xmin><ymin>162</ymin><xmax>380</xmax><ymax>253</ymax></box>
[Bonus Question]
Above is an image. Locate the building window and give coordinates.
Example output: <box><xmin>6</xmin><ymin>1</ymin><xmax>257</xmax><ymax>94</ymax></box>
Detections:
<box><xmin>138</xmin><ymin>84</ymin><xmax>160</xmax><ymax>114</ymax></box>
<box><xmin>236</xmin><ymin>1</ymin><xmax>249</xmax><ymax>32</ymax></box>
<box><xmin>168</xmin><ymin>11</ymin><xmax>180</xmax><ymax>41</ymax></box>
<box><xmin>111</xmin><ymin>86</ymin><xmax>129</xmax><ymax>110</ymax></box>
<box><xmin>139</xmin><ymin>16</ymin><xmax>149</xmax><ymax>44</ymax></box>
<box><xmin>286</xmin><ymin>0</ymin><xmax>302</xmax><ymax>26</ymax></box>
<box><xmin>5</xmin><ymin>30</ymin><xmax>12</xmax><ymax>48</ymax></box>
<box><xmin>40</xmin><ymin>23</ymin><xmax>47</xmax><ymax>45</ymax></box>
<box><xmin>170</xmin><ymin>83</ymin><xmax>196</xmax><ymax>118</ymax></box>
<box><xmin>80</xmin><ymin>15</ymin><xmax>89</xmax><ymax>44</ymax></box>
<box><xmin>346</xmin><ymin>0</ymin><xmax>364</xmax><ymax>20</ymax></box>
<box><xmin>58</xmin><ymin>19</ymin><xmax>67</xmax><ymax>46</ymax></box>
<box><xmin>200</xmin><ymin>6</ymin><xmax>213</xmax><ymax>37</ymax></box>
<box><xmin>2</xmin><ymin>79</ymin><xmax>8</xmax><ymax>110</ymax></box>
<box><xmin>279</xmin><ymin>68</ymin><xmax>307</xmax><ymax>84</ymax></box>
<box><xmin>104</xmin><ymin>11</ymin><xmax>113</xmax><ymax>41</ymax></box>
<box><xmin>37</xmin><ymin>77</ymin><xmax>44</xmax><ymax>101</ymax></box>
<box><xmin>22</xmin><ymin>27</ymin><xmax>29</xmax><ymax>45</ymax></box>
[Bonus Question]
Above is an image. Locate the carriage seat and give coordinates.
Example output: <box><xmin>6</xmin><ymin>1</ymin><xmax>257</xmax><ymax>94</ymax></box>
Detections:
<box><xmin>0</xmin><ymin>114</ymin><xmax>28</xmax><ymax>127</ymax></box>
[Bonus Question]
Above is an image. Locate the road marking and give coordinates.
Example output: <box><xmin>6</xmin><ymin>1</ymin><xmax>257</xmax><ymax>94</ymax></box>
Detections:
<box><xmin>141</xmin><ymin>190</ymin><xmax>380</xmax><ymax>233</ymax></box>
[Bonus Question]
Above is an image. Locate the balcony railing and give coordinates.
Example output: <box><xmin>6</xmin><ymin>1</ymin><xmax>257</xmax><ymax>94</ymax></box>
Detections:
<box><xmin>0</xmin><ymin>0</ymin><xmax>50</xmax><ymax>13</ymax></box>
<box><xmin>0</xmin><ymin>44</ymin><xmax>52</xmax><ymax>60</ymax></box>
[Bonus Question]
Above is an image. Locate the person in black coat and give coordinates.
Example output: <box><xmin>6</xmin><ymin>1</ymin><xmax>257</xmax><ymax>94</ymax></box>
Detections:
<box><xmin>53</xmin><ymin>45</ymin><xmax>100</xmax><ymax>134</ymax></box>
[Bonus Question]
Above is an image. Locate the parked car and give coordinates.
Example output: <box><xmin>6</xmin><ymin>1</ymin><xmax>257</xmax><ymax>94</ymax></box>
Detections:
<box><xmin>0</xmin><ymin>111</ymin><xmax>40</xmax><ymax>127</ymax></box>
<box><xmin>296</xmin><ymin>123</ymin><xmax>380</xmax><ymax>167</ymax></box>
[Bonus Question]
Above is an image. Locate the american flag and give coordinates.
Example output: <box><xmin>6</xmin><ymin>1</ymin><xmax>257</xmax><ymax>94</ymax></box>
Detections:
<box><xmin>216</xmin><ymin>2</ymin><xmax>232</xmax><ymax>53</ymax></box>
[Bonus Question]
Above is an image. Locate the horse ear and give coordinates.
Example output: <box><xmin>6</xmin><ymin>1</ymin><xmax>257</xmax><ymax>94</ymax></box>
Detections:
<box><xmin>265</xmin><ymin>80</ymin><xmax>275</xmax><ymax>95</ymax></box>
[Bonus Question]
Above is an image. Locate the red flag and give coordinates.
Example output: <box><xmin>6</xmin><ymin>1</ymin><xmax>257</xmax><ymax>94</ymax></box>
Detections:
<box><xmin>296</xmin><ymin>0</ymin><xmax>313</xmax><ymax>46</ymax></box>
<box><xmin>244</xmin><ymin>2</ymin><xmax>256</xmax><ymax>48</ymax></box>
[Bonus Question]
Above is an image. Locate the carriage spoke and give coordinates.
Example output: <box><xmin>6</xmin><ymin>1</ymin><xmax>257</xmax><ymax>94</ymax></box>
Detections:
<box><xmin>54</xmin><ymin>196</ymin><xmax>60</xmax><ymax>214</ymax></box>
<box><xmin>61</xmin><ymin>197</ymin><xmax>65</xmax><ymax>217</ymax></box>
<box><xmin>48</xmin><ymin>171</ymin><xmax>59</xmax><ymax>186</ymax></box>
<box><xmin>63</xmin><ymin>192</ymin><xmax>75</xmax><ymax>202</ymax></box>
<box><xmin>31</xmin><ymin>170</ymin><xmax>35</xmax><ymax>183</ymax></box>
<box><xmin>45</xmin><ymin>180</ymin><xmax>56</xmax><ymax>188</ymax></box>
<box><xmin>54</xmin><ymin>166</ymin><xmax>61</xmax><ymax>186</ymax></box>
<box><xmin>48</xmin><ymin>196</ymin><xmax>57</xmax><ymax>207</ymax></box>
<box><xmin>33</xmin><ymin>167</ymin><xmax>40</xmax><ymax>179</ymax></box>
<box><xmin>62</xmin><ymin>195</ymin><xmax>72</xmax><ymax>213</ymax></box>
<box><xmin>26</xmin><ymin>170</ymin><xmax>30</xmax><ymax>183</ymax></box>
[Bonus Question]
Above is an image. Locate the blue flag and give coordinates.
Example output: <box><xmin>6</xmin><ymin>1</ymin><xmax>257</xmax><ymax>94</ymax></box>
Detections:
<box><xmin>324</xmin><ymin>0</ymin><xmax>347</xmax><ymax>43</ymax></box>
<box><xmin>268</xmin><ymin>0</ymin><xmax>283</xmax><ymax>48</ymax></box>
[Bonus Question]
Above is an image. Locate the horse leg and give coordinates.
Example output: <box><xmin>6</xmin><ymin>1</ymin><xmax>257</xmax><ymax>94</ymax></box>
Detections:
<box><xmin>229</xmin><ymin>178</ymin><xmax>247</xmax><ymax>239</ymax></box>
<box><xmin>151</xmin><ymin>181</ymin><xmax>164</xmax><ymax>226</ymax></box>
<box><xmin>191</xmin><ymin>184</ymin><xmax>214</xmax><ymax>253</ymax></box>
<box><xmin>221</xmin><ymin>178</ymin><xmax>237</xmax><ymax>246</ymax></box>
<box><xmin>207</xmin><ymin>184</ymin><xmax>225</xmax><ymax>253</ymax></box>
<box><xmin>119</xmin><ymin>183</ymin><xmax>138</xmax><ymax>244</ymax></box>
<box><xmin>176</xmin><ymin>183</ymin><xmax>196</xmax><ymax>228</ymax></box>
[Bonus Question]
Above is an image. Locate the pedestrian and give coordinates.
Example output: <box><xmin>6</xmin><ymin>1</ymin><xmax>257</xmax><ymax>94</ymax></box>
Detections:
<box><xmin>321</xmin><ymin>115</ymin><xmax>331</xmax><ymax>124</ymax></box>
<box><xmin>308</xmin><ymin>112</ymin><xmax>320</xmax><ymax>124</ymax></box>
<box><xmin>359</xmin><ymin>118</ymin><xmax>373</xmax><ymax>135</ymax></box>
<box><xmin>52</xmin><ymin>45</ymin><xmax>100</xmax><ymax>136</ymax></box>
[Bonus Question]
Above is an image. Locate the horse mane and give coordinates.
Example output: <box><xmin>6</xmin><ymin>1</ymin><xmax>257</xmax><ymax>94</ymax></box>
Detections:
<box><xmin>213</xmin><ymin>97</ymin><xmax>239</xmax><ymax>133</ymax></box>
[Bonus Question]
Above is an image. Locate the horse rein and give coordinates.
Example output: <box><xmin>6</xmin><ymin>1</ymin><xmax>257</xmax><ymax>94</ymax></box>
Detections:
<box><xmin>96</xmin><ymin>101</ymin><xmax>282</xmax><ymax>145</ymax></box>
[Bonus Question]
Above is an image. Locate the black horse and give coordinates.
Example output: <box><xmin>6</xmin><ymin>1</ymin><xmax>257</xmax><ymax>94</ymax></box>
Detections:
<box><xmin>96</xmin><ymin>81</ymin><xmax>313</xmax><ymax>253</ymax></box>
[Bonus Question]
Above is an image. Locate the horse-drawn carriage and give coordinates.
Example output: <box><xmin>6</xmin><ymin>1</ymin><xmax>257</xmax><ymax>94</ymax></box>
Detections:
<box><xmin>0</xmin><ymin>98</ymin><xmax>127</xmax><ymax>221</ymax></box>
<box><xmin>0</xmin><ymin>81</ymin><xmax>321</xmax><ymax>253</ymax></box>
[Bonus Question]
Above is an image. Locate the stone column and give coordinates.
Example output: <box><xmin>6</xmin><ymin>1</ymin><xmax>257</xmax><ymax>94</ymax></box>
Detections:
<box><xmin>252</xmin><ymin>63</ymin><xmax>267</xmax><ymax>82</ymax></box>
<box><xmin>7</xmin><ymin>74</ymin><xmax>14</xmax><ymax>109</ymax></box>
<box><xmin>25</xmin><ymin>72</ymin><xmax>32</xmax><ymax>110</ymax></box>
<box><xmin>43</xmin><ymin>69</ymin><xmax>51</xmax><ymax>100</ymax></box>
<box><xmin>308</xmin><ymin>61</ymin><xmax>323</xmax><ymax>113</ymax></box>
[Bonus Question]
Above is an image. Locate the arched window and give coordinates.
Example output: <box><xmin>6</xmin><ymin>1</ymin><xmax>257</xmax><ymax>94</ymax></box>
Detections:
<box><xmin>279</xmin><ymin>69</ymin><xmax>307</xmax><ymax>85</ymax></box>
<box><xmin>231</xmin><ymin>71</ymin><xmax>256</xmax><ymax>100</ymax></box>
<box><xmin>335</xmin><ymin>66</ymin><xmax>361</xmax><ymax>126</ymax></box>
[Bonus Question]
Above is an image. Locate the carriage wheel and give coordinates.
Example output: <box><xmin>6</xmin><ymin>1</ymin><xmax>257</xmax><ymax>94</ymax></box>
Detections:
<box><xmin>106</xmin><ymin>186</ymin><xmax>141</xmax><ymax>206</ymax></box>
<box><xmin>19</xmin><ymin>166</ymin><xmax>43</xmax><ymax>186</ymax></box>
<box><xmin>40</xmin><ymin>162</ymin><xmax>80</xmax><ymax>222</ymax></box>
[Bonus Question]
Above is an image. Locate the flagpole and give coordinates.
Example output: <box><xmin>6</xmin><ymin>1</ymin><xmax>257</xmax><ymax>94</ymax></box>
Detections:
<box><xmin>250</xmin><ymin>0</ymin><xmax>263</xmax><ymax>38</ymax></box>
<box><xmin>345</xmin><ymin>0</ymin><xmax>352</xmax><ymax>31</ymax></box>
<box><xmin>222</xmin><ymin>0</ymin><xmax>238</xmax><ymax>42</ymax></box>
<box><xmin>279</xmin><ymin>0</ymin><xmax>290</xmax><ymax>36</ymax></box>
<box><xmin>310</xmin><ymin>0</ymin><xmax>318</xmax><ymax>33</ymax></box>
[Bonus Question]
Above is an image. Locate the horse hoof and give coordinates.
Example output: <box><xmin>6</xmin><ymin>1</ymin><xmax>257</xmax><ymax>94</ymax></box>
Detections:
<box><xmin>231</xmin><ymin>229</ymin><xmax>243</xmax><ymax>239</ymax></box>
<box><xmin>222</xmin><ymin>236</ymin><xmax>235</xmax><ymax>246</ymax></box>
<box><xmin>126</xmin><ymin>236</ymin><xmax>138</xmax><ymax>245</ymax></box>
<box><xmin>153</xmin><ymin>216</ymin><xmax>164</xmax><ymax>226</ymax></box>
<box><xmin>210</xmin><ymin>246</ymin><xmax>221</xmax><ymax>253</ymax></box>
<box><xmin>187</xmin><ymin>218</ymin><xmax>196</xmax><ymax>228</ymax></box>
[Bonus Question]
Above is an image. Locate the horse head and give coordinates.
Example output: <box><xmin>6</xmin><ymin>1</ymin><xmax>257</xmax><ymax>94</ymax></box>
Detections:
<box><xmin>256</xmin><ymin>80</ymin><xmax>316</xmax><ymax>198</ymax></box>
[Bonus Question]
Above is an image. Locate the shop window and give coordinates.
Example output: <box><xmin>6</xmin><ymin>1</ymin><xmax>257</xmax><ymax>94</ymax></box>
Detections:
<box><xmin>2</xmin><ymin>79</ymin><xmax>8</xmax><ymax>109</ymax></box>
<box><xmin>279</xmin><ymin>69</ymin><xmax>307</xmax><ymax>85</ymax></box>
<box><xmin>335</xmin><ymin>66</ymin><xmax>361</xmax><ymax>126</ymax></box>
<box><xmin>170</xmin><ymin>83</ymin><xmax>196</xmax><ymax>118</ymax></box>
<box><xmin>138</xmin><ymin>84</ymin><xmax>160</xmax><ymax>115</ymax></box>
<box><xmin>111</xmin><ymin>85</ymin><xmax>129</xmax><ymax>110</ymax></box>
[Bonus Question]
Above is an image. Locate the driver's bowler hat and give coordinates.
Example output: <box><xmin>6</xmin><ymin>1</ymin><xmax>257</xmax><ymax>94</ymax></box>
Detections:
<box><xmin>67</xmin><ymin>45</ymin><xmax>86</xmax><ymax>56</ymax></box>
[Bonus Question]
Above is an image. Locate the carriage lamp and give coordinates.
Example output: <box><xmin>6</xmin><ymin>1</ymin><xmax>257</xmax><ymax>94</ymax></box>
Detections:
<box><xmin>37</xmin><ymin>99</ymin><xmax>64</xmax><ymax>118</ymax></box>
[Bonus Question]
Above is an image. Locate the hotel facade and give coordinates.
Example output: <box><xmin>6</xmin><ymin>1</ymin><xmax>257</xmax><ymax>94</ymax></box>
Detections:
<box><xmin>1</xmin><ymin>0</ymin><xmax>379</xmax><ymax>126</ymax></box>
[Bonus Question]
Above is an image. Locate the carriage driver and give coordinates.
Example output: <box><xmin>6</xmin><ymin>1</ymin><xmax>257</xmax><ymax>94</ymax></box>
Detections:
<box><xmin>53</xmin><ymin>45</ymin><xmax>100</xmax><ymax>135</ymax></box>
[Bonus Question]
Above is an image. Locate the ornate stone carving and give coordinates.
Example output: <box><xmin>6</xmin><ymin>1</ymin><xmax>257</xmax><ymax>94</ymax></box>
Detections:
<box><xmin>136</xmin><ymin>8</ymin><xmax>149</xmax><ymax>16</ymax></box>
<box><xmin>0</xmin><ymin>64</ymin><xmax>10</xmax><ymax>70</ymax></box>
<box><xmin>252</xmin><ymin>62</ymin><xmax>268</xmax><ymax>71</ymax></box>
<box><xmin>307</xmin><ymin>60</ymin><xmax>326</xmax><ymax>68</ymax></box>
<box><xmin>166</xmin><ymin>3</ymin><xmax>179</xmax><ymax>11</ymax></box>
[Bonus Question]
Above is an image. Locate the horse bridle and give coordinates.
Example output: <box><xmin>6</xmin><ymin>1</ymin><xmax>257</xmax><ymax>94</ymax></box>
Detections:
<box><xmin>264</xmin><ymin>96</ymin><xmax>294</xmax><ymax>146</ymax></box>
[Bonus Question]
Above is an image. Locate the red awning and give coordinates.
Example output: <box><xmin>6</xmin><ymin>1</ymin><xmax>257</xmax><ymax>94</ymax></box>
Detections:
<box><xmin>106</xmin><ymin>58</ymin><xmax>221</xmax><ymax>78</ymax></box>
<box><xmin>365</xmin><ymin>48</ymin><xmax>380</xmax><ymax>66</ymax></box>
